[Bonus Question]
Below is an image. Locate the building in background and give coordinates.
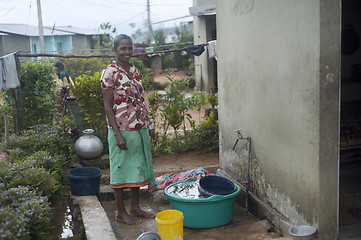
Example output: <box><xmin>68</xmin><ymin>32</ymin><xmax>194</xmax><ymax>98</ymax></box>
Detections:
<box><xmin>0</xmin><ymin>24</ymin><xmax>101</xmax><ymax>57</ymax></box>
<box><xmin>189</xmin><ymin>0</ymin><xmax>216</xmax><ymax>93</ymax></box>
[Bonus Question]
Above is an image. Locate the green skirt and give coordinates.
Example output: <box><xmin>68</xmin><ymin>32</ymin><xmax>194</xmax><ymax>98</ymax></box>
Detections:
<box><xmin>108</xmin><ymin>128</ymin><xmax>156</xmax><ymax>192</ymax></box>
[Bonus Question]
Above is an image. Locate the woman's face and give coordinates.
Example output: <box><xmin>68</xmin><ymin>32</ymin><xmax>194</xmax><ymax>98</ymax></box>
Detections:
<box><xmin>114</xmin><ymin>38</ymin><xmax>133</xmax><ymax>64</ymax></box>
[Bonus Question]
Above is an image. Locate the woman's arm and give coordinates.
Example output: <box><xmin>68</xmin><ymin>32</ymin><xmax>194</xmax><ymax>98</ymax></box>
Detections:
<box><xmin>102</xmin><ymin>89</ymin><xmax>128</xmax><ymax>150</ymax></box>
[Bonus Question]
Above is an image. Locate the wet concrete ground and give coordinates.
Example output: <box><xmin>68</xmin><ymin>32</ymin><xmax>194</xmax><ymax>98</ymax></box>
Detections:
<box><xmin>98</xmin><ymin>188</ymin><xmax>289</xmax><ymax>240</ymax></box>
<box><xmin>77</xmin><ymin>154</ymin><xmax>291</xmax><ymax>240</ymax></box>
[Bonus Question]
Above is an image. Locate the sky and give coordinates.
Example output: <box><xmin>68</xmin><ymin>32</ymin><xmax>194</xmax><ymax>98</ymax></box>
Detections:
<box><xmin>0</xmin><ymin>0</ymin><xmax>193</xmax><ymax>35</ymax></box>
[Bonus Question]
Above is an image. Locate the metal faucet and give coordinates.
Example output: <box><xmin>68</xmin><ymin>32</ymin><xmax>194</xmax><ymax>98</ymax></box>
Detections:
<box><xmin>232</xmin><ymin>129</ymin><xmax>251</xmax><ymax>212</ymax></box>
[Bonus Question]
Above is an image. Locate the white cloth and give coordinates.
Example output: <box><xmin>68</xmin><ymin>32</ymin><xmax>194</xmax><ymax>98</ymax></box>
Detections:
<box><xmin>0</xmin><ymin>53</ymin><xmax>20</xmax><ymax>89</ymax></box>
<box><xmin>207</xmin><ymin>40</ymin><xmax>217</xmax><ymax>60</ymax></box>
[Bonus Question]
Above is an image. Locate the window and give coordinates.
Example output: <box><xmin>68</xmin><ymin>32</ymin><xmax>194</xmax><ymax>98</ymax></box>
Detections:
<box><xmin>32</xmin><ymin>43</ymin><xmax>37</xmax><ymax>53</ymax></box>
<box><xmin>56</xmin><ymin>42</ymin><xmax>62</xmax><ymax>52</ymax></box>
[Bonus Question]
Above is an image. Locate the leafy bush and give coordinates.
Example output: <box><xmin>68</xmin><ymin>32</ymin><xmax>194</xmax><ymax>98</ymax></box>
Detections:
<box><xmin>58</xmin><ymin>54</ymin><xmax>152</xmax><ymax>87</ymax></box>
<box><xmin>150</xmin><ymin>85</ymin><xmax>219</xmax><ymax>154</ymax></box>
<box><xmin>4</xmin><ymin>124</ymin><xmax>69</xmax><ymax>158</ymax></box>
<box><xmin>70</xmin><ymin>72</ymin><xmax>107</xmax><ymax>148</ymax></box>
<box><xmin>0</xmin><ymin>160</ymin><xmax>58</xmax><ymax>198</ymax></box>
<box><xmin>0</xmin><ymin>186</ymin><xmax>51</xmax><ymax>240</ymax></box>
<box><xmin>55</xmin><ymin>52</ymin><xmax>110</xmax><ymax>80</ymax></box>
<box><xmin>5</xmin><ymin>61</ymin><xmax>57</xmax><ymax>129</ymax></box>
<box><xmin>6</xmin><ymin>151</ymin><xmax>65</xmax><ymax>183</ymax></box>
<box><xmin>0</xmin><ymin>97</ymin><xmax>12</xmax><ymax>140</ymax></box>
<box><xmin>71</xmin><ymin>72</ymin><xmax>105</xmax><ymax>131</ymax></box>
<box><xmin>189</xmin><ymin>110</ymin><xmax>219</xmax><ymax>152</ymax></box>
<box><xmin>152</xmin><ymin>111</ymin><xmax>219</xmax><ymax>155</ymax></box>
<box><xmin>130</xmin><ymin>57</ymin><xmax>152</xmax><ymax>90</ymax></box>
<box><xmin>158</xmin><ymin>75</ymin><xmax>192</xmax><ymax>142</ymax></box>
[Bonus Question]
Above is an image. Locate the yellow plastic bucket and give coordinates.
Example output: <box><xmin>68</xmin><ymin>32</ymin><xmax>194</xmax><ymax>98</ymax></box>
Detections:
<box><xmin>156</xmin><ymin>210</ymin><xmax>184</xmax><ymax>240</ymax></box>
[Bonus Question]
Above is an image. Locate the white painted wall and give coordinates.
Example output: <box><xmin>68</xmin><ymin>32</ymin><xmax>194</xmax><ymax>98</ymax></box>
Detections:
<box><xmin>217</xmin><ymin>0</ymin><xmax>340</xmax><ymax>239</ymax></box>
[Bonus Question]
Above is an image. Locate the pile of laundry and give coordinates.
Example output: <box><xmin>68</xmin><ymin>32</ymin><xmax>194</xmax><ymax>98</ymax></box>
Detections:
<box><xmin>156</xmin><ymin>167</ymin><xmax>213</xmax><ymax>190</ymax></box>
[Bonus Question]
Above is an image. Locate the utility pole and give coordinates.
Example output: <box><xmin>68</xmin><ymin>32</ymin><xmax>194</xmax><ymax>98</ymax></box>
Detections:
<box><xmin>36</xmin><ymin>0</ymin><xmax>45</xmax><ymax>54</ymax></box>
<box><xmin>146</xmin><ymin>0</ymin><xmax>153</xmax><ymax>44</ymax></box>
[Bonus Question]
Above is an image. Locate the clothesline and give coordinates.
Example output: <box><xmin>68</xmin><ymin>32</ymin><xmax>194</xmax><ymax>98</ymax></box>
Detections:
<box><xmin>16</xmin><ymin>43</ymin><xmax>209</xmax><ymax>59</ymax></box>
<box><xmin>23</xmin><ymin>41</ymin><xmax>196</xmax><ymax>55</ymax></box>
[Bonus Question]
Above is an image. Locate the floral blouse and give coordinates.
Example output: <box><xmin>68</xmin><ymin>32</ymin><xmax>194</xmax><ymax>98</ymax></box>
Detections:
<box><xmin>101</xmin><ymin>61</ymin><xmax>149</xmax><ymax>131</ymax></box>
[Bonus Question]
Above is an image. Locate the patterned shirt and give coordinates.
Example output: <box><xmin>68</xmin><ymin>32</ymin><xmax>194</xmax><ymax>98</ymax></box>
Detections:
<box><xmin>101</xmin><ymin>61</ymin><xmax>149</xmax><ymax>131</ymax></box>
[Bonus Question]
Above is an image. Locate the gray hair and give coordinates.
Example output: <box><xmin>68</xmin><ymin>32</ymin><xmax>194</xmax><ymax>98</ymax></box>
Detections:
<box><xmin>112</xmin><ymin>34</ymin><xmax>132</xmax><ymax>51</ymax></box>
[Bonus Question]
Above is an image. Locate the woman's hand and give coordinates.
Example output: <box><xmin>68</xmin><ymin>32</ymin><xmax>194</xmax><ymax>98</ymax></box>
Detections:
<box><xmin>149</xmin><ymin>129</ymin><xmax>157</xmax><ymax>144</ymax></box>
<box><xmin>115</xmin><ymin>134</ymin><xmax>127</xmax><ymax>150</ymax></box>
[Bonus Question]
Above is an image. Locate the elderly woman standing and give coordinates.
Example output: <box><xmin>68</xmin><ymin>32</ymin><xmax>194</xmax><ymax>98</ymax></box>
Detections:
<box><xmin>101</xmin><ymin>34</ymin><xmax>157</xmax><ymax>225</ymax></box>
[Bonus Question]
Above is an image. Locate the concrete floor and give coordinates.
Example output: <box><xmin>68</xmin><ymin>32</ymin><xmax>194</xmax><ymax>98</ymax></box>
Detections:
<box><xmin>98</xmin><ymin>187</ymin><xmax>289</xmax><ymax>240</ymax></box>
<box><xmin>75</xmin><ymin>156</ymin><xmax>292</xmax><ymax>239</ymax></box>
<box><xmin>73</xmin><ymin>153</ymin><xmax>361</xmax><ymax>239</ymax></box>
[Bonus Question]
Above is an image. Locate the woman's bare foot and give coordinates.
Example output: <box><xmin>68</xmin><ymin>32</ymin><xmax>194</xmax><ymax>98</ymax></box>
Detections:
<box><xmin>115</xmin><ymin>213</ymin><xmax>142</xmax><ymax>225</ymax></box>
<box><xmin>129</xmin><ymin>209</ymin><xmax>156</xmax><ymax>219</ymax></box>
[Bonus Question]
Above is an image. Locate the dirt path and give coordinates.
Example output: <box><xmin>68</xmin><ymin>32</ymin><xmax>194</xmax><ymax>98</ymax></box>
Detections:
<box><xmin>152</xmin><ymin>150</ymin><xmax>219</xmax><ymax>176</ymax></box>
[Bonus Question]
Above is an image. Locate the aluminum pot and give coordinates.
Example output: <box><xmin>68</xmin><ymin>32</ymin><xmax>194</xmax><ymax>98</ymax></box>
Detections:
<box><xmin>74</xmin><ymin>129</ymin><xmax>104</xmax><ymax>159</ymax></box>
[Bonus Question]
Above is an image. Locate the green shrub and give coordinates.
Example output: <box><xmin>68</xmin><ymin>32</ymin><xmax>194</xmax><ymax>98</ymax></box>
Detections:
<box><xmin>4</xmin><ymin>147</ymin><xmax>27</xmax><ymax>162</ymax></box>
<box><xmin>70</xmin><ymin>72</ymin><xmax>107</xmax><ymax>149</ymax></box>
<box><xmin>0</xmin><ymin>97</ymin><xmax>13</xmax><ymax>140</ymax></box>
<box><xmin>5</xmin><ymin>61</ymin><xmax>57</xmax><ymax>129</ymax></box>
<box><xmin>4</xmin><ymin>124</ymin><xmax>69</xmax><ymax>158</ymax></box>
<box><xmin>0</xmin><ymin>186</ymin><xmax>51</xmax><ymax>240</ymax></box>
<box><xmin>187</xmin><ymin>111</ymin><xmax>219</xmax><ymax>152</ymax></box>
<box><xmin>130</xmin><ymin>57</ymin><xmax>152</xmax><ymax>90</ymax></box>
<box><xmin>5</xmin><ymin>150</ymin><xmax>65</xmax><ymax>184</ymax></box>
<box><xmin>152</xmin><ymin>112</ymin><xmax>219</xmax><ymax>154</ymax></box>
<box><xmin>0</xmin><ymin>161</ymin><xmax>58</xmax><ymax>198</ymax></box>
<box><xmin>159</xmin><ymin>75</ymin><xmax>192</xmax><ymax>142</ymax></box>
<box><xmin>55</xmin><ymin>52</ymin><xmax>110</xmax><ymax>80</ymax></box>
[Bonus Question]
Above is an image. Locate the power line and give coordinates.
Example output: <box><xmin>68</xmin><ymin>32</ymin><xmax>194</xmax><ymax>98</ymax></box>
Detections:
<box><xmin>0</xmin><ymin>0</ymin><xmax>23</xmax><ymax>19</ymax></box>
<box><xmin>153</xmin><ymin>15</ymin><xmax>192</xmax><ymax>25</ymax></box>
<box><xmin>113</xmin><ymin>10</ymin><xmax>147</xmax><ymax>26</ymax></box>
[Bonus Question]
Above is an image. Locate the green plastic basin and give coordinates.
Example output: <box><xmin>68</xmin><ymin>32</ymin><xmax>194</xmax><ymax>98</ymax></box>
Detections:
<box><xmin>164</xmin><ymin>178</ymin><xmax>241</xmax><ymax>229</ymax></box>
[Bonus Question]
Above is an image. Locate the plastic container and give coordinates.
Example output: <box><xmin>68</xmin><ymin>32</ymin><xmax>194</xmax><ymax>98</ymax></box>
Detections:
<box><xmin>289</xmin><ymin>225</ymin><xmax>316</xmax><ymax>240</ymax></box>
<box><xmin>164</xmin><ymin>178</ymin><xmax>241</xmax><ymax>229</ymax></box>
<box><xmin>199</xmin><ymin>175</ymin><xmax>236</xmax><ymax>196</ymax></box>
<box><xmin>68</xmin><ymin>167</ymin><xmax>102</xmax><ymax>196</ymax></box>
<box><xmin>155</xmin><ymin>210</ymin><xmax>184</xmax><ymax>240</ymax></box>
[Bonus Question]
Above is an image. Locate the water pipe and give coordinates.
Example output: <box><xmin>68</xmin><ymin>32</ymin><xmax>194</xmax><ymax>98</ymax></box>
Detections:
<box><xmin>232</xmin><ymin>129</ymin><xmax>251</xmax><ymax>212</ymax></box>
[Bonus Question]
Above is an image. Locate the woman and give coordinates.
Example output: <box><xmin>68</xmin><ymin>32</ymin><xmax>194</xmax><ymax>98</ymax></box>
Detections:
<box><xmin>54</xmin><ymin>61</ymin><xmax>74</xmax><ymax>117</ymax></box>
<box><xmin>101</xmin><ymin>34</ymin><xmax>157</xmax><ymax>225</ymax></box>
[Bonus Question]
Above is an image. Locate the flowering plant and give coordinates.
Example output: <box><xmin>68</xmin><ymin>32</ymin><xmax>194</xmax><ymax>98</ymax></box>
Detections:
<box><xmin>0</xmin><ymin>187</ymin><xmax>51</xmax><ymax>240</ymax></box>
<box><xmin>0</xmin><ymin>160</ymin><xmax>57</xmax><ymax>199</ymax></box>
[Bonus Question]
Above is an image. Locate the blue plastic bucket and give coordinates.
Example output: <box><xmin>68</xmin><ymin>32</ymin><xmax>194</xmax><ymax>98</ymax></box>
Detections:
<box><xmin>199</xmin><ymin>175</ymin><xmax>236</xmax><ymax>196</ymax></box>
<box><xmin>68</xmin><ymin>167</ymin><xmax>102</xmax><ymax>196</ymax></box>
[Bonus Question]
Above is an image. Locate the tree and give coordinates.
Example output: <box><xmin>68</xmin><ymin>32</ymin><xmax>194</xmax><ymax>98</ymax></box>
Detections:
<box><xmin>93</xmin><ymin>22</ymin><xmax>117</xmax><ymax>49</ymax></box>
<box><xmin>153</xmin><ymin>28</ymin><xmax>166</xmax><ymax>46</ymax></box>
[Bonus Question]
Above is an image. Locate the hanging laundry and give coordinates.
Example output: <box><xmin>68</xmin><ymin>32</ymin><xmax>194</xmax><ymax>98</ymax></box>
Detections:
<box><xmin>184</xmin><ymin>44</ymin><xmax>205</xmax><ymax>56</ymax></box>
<box><xmin>207</xmin><ymin>40</ymin><xmax>217</xmax><ymax>60</ymax></box>
<box><xmin>0</xmin><ymin>53</ymin><xmax>20</xmax><ymax>89</ymax></box>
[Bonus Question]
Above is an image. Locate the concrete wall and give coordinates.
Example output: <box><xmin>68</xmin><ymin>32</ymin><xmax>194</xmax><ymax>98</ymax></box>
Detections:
<box><xmin>0</xmin><ymin>35</ymin><xmax>30</xmax><ymax>56</ymax></box>
<box><xmin>216</xmin><ymin>0</ymin><xmax>340</xmax><ymax>239</ymax></box>
<box><xmin>72</xmin><ymin>35</ymin><xmax>93</xmax><ymax>50</ymax></box>
<box><xmin>192</xmin><ymin>0</ymin><xmax>217</xmax><ymax>92</ymax></box>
